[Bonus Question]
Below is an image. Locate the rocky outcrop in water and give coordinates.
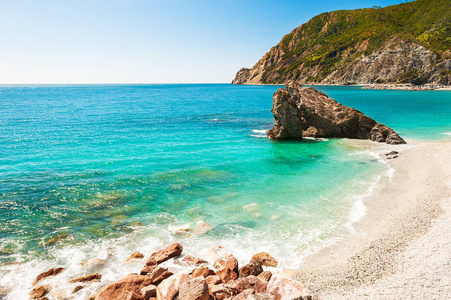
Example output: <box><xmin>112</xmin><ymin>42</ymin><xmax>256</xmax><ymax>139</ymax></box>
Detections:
<box><xmin>268</xmin><ymin>82</ymin><xmax>406</xmax><ymax>144</ymax></box>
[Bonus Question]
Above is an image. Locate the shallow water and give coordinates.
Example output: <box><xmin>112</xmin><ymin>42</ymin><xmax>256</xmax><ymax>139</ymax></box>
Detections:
<box><xmin>0</xmin><ymin>84</ymin><xmax>449</xmax><ymax>298</ymax></box>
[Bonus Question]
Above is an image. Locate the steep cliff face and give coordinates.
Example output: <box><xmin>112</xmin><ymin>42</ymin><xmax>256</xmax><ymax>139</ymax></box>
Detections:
<box><xmin>268</xmin><ymin>82</ymin><xmax>406</xmax><ymax>144</ymax></box>
<box><xmin>233</xmin><ymin>0</ymin><xmax>451</xmax><ymax>85</ymax></box>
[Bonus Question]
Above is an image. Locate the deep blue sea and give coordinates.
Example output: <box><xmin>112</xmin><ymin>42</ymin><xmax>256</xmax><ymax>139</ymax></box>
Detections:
<box><xmin>0</xmin><ymin>84</ymin><xmax>450</xmax><ymax>298</ymax></box>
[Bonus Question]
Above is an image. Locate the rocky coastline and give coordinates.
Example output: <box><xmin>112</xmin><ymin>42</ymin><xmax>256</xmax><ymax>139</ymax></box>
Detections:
<box><xmin>27</xmin><ymin>243</ymin><xmax>313</xmax><ymax>300</ymax></box>
<box><xmin>268</xmin><ymin>82</ymin><xmax>406</xmax><ymax>144</ymax></box>
<box><xmin>362</xmin><ymin>84</ymin><xmax>451</xmax><ymax>91</ymax></box>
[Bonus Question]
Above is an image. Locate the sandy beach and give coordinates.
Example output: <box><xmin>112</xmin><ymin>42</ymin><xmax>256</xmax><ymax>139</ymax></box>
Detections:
<box><xmin>295</xmin><ymin>139</ymin><xmax>451</xmax><ymax>299</ymax></box>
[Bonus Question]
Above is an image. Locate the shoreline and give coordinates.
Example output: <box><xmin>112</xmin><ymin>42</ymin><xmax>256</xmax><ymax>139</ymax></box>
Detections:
<box><xmin>233</xmin><ymin>83</ymin><xmax>451</xmax><ymax>91</ymax></box>
<box><xmin>295</xmin><ymin>139</ymin><xmax>451</xmax><ymax>299</ymax></box>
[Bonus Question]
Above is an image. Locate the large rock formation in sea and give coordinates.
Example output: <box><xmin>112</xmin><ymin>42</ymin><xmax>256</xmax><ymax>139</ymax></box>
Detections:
<box><xmin>268</xmin><ymin>82</ymin><xmax>406</xmax><ymax>144</ymax></box>
<box><xmin>232</xmin><ymin>0</ymin><xmax>451</xmax><ymax>86</ymax></box>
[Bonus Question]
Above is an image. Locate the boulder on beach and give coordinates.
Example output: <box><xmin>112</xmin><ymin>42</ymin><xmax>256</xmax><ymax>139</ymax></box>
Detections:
<box><xmin>192</xmin><ymin>265</ymin><xmax>215</xmax><ymax>278</ymax></box>
<box><xmin>268</xmin><ymin>82</ymin><xmax>406</xmax><ymax>144</ymax></box>
<box><xmin>227</xmin><ymin>276</ymin><xmax>267</xmax><ymax>294</ymax></box>
<box><xmin>267</xmin><ymin>274</ymin><xmax>312</xmax><ymax>300</ymax></box>
<box><xmin>178</xmin><ymin>277</ymin><xmax>209</xmax><ymax>300</ymax></box>
<box><xmin>239</xmin><ymin>261</ymin><xmax>263</xmax><ymax>278</ymax></box>
<box><xmin>140</xmin><ymin>284</ymin><xmax>157</xmax><ymax>299</ymax></box>
<box><xmin>69</xmin><ymin>273</ymin><xmax>102</xmax><ymax>283</ymax></box>
<box><xmin>92</xmin><ymin>274</ymin><xmax>153</xmax><ymax>300</ymax></box>
<box><xmin>182</xmin><ymin>255</ymin><xmax>208</xmax><ymax>266</ymax></box>
<box><xmin>216</xmin><ymin>266</ymin><xmax>239</xmax><ymax>284</ymax></box>
<box><xmin>145</xmin><ymin>243</ymin><xmax>183</xmax><ymax>267</ymax></box>
<box><xmin>147</xmin><ymin>266</ymin><xmax>174</xmax><ymax>285</ymax></box>
<box><xmin>126</xmin><ymin>251</ymin><xmax>145</xmax><ymax>262</ymax></box>
<box><xmin>251</xmin><ymin>252</ymin><xmax>278</xmax><ymax>268</ymax></box>
<box><xmin>257</xmin><ymin>271</ymin><xmax>272</xmax><ymax>283</ymax></box>
<box><xmin>29</xmin><ymin>285</ymin><xmax>51</xmax><ymax>299</ymax></box>
<box><xmin>33</xmin><ymin>267</ymin><xmax>66</xmax><ymax>285</ymax></box>
<box><xmin>156</xmin><ymin>273</ymin><xmax>191</xmax><ymax>300</ymax></box>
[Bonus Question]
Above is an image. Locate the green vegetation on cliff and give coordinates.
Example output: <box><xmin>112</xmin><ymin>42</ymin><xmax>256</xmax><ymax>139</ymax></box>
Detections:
<box><xmin>258</xmin><ymin>0</ymin><xmax>451</xmax><ymax>84</ymax></box>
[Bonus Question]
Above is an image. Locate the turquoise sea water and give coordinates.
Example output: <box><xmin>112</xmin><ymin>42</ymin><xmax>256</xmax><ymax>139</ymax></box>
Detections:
<box><xmin>0</xmin><ymin>84</ymin><xmax>450</xmax><ymax>298</ymax></box>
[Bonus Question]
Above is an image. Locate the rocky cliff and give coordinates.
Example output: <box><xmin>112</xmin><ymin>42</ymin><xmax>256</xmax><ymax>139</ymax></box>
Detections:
<box><xmin>232</xmin><ymin>0</ymin><xmax>451</xmax><ymax>86</ymax></box>
<box><xmin>268</xmin><ymin>82</ymin><xmax>406</xmax><ymax>144</ymax></box>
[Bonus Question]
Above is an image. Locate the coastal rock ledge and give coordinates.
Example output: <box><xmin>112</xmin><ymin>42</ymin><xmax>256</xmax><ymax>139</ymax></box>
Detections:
<box><xmin>268</xmin><ymin>82</ymin><xmax>406</xmax><ymax>144</ymax></box>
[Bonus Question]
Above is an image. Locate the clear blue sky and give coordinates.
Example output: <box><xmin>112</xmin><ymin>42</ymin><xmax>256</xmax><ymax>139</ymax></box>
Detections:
<box><xmin>0</xmin><ymin>0</ymin><xmax>406</xmax><ymax>84</ymax></box>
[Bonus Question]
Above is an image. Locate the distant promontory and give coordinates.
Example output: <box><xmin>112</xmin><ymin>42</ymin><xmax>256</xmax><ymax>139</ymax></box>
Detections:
<box><xmin>232</xmin><ymin>0</ymin><xmax>451</xmax><ymax>86</ymax></box>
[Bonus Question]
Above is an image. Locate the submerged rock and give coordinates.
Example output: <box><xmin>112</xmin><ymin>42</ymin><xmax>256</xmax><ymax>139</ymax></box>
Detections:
<box><xmin>268</xmin><ymin>82</ymin><xmax>406</xmax><ymax>144</ymax></box>
<box><xmin>44</xmin><ymin>233</ymin><xmax>70</xmax><ymax>246</ymax></box>
<box><xmin>194</xmin><ymin>222</ymin><xmax>213</xmax><ymax>235</ymax></box>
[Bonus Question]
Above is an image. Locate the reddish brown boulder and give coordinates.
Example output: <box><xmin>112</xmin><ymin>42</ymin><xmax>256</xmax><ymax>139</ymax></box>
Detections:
<box><xmin>33</xmin><ymin>267</ymin><xmax>66</xmax><ymax>285</ymax></box>
<box><xmin>250</xmin><ymin>253</ymin><xmax>277</xmax><ymax>268</ymax></box>
<box><xmin>228</xmin><ymin>276</ymin><xmax>267</xmax><ymax>294</ymax></box>
<box><xmin>248</xmin><ymin>293</ymin><xmax>275</xmax><ymax>300</ymax></box>
<box><xmin>126</xmin><ymin>251</ymin><xmax>145</xmax><ymax>262</ymax></box>
<box><xmin>148</xmin><ymin>266</ymin><xmax>174</xmax><ymax>285</ymax></box>
<box><xmin>213</xmin><ymin>259</ymin><xmax>226</xmax><ymax>270</ymax></box>
<box><xmin>69</xmin><ymin>273</ymin><xmax>102</xmax><ymax>283</ymax></box>
<box><xmin>257</xmin><ymin>271</ymin><xmax>272</xmax><ymax>283</ymax></box>
<box><xmin>140</xmin><ymin>264</ymin><xmax>157</xmax><ymax>276</ymax></box>
<box><xmin>93</xmin><ymin>274</ymin><xmax>153</xmax><ymax>300</ymax></box>
<box><xmin>215</xmin><ymin>267</ymin><xmax>238</xmax><ymax>284</ymax></box>
<box><xmin>145</xmin><ymin>243</ymin><xmax>183</xmax><ymax>267</ymax></box>
<box><xmin>192</xmin><ymin>266</ymin><xmax>215</xmax><ymax>278</ymax></box>
<box><xmin>181</xmin><ymin>255</ymin><xmax>208</xmax><ymax>266</ymax></box>
<box><xmin>156</xmin><ymin>273</ymin><xmax>190</xmax><ymax>300</ymax></box>
<box><xmin>178</xmin><ymin>277</ymin><xmax>209</xmax><ymax>300</ymax></box>
<box><xmin>205</xmin><ymin>275</ymin><xmax>222</xmax><ymax>286</ymax></box>
<box><xmin>267</xmin><ymin>275</ymin><xmax>312</xmax><ymax>300</ymax></box>
<box><xmin>232</xmin><ymin>288</ymin><xmax>255</xmax><ymax>300</ymax></box>
<box><xmin>239</xmin><ymin>261</ymin><xmax>263</xmax><ymax>278</ymax></box>
<box><xmin>141</xmin><ymin>285</ymin><xmax>157</xmax><ymax>300</ymax></box>
<box><xmin>210</xmin><ymin>284</ymin><xmax>237</xmax><ymax>300</ymax></box>
<box><xmin>226</xmin><ymin>257</ymin><xmax>239</xmax><ymax>274</ymax></box>
<box><xmin>29</xmin><ymin>285</ymin><xmax>50</xmax><ymax>299</ymax></box>
<box><xmin>123</xmin><ymin>292</ymin><xmax>143</xmax><ymax>300</ymax></box>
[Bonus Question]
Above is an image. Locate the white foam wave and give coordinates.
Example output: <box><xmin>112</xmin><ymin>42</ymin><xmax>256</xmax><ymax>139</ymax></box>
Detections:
<box><xmin>443</xmin><ymin>132</ymin><xmax>451</xmax><ymax>135</ymax></box>
<box><xmin>345</xmin><ymin>174</ymin><xmax>382</xmax><ymax>232</ymax></box>
<box><xmin>251</xmin><ymin>129</ymin><xmax>268</xmax><ymax>134</ymax></box>
<box><xmin>386</xmin><ymin>167</ymin><xmax>395</xmax><ymax>182</ymax></box>
<box><xmin>303</xmin><ymin>137</ymin><xmax>329</xmax><ymax>141</ymax></box>
<box><xmin>250</xmin><ymin>129</ymin><xmax>268</xmax><ymax>138</ymax></box>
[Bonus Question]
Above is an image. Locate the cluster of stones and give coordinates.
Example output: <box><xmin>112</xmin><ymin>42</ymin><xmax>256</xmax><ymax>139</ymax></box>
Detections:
<box><xmin>29</xmin><ymin>243</ymin><xmax>313</xmax><ymax>300</ymax></box>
